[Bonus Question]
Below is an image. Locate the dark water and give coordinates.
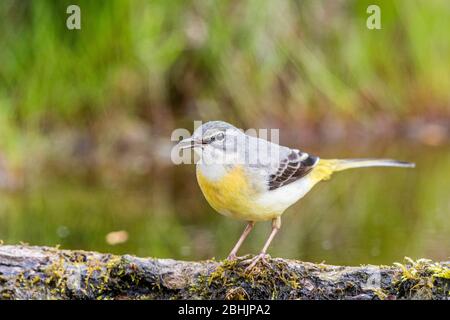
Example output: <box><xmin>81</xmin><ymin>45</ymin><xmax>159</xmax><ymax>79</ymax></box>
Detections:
<box><xmin>1</xmin><ymin>143</ymin><xmax>449</xmax><ymax>265</ymax></box>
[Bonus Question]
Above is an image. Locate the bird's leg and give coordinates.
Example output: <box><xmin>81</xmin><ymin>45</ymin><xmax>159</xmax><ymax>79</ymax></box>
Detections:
<box><xmin>227</xmin><ymin>221</ymin><xmax>255</xmax><ymax>260</ymax></box>
<box><xmin>245</xmin><ymin>217</ymin><xmax>281</xmax><ymax>271</ymax></box>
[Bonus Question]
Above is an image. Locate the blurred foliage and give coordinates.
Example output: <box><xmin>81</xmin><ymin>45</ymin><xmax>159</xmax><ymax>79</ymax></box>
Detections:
<box><xmin>0</xmin><ymin>0</ymin><xmax>449</xmax><ymax>264</ymax></box>
<box><xmin>0</xmin><ymin>0</ymin><xmax>449</xmax><ymax>128</ymax></box>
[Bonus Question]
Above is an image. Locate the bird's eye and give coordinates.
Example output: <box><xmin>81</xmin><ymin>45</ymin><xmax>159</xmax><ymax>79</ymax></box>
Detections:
<box><xmin>215</xmin><ymin>132</ymin><xmax>225</xmax><ymax>141</ymax></box>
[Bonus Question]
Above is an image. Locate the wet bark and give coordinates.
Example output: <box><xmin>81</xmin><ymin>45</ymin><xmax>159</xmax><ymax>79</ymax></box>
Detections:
<box><xmin>0</xmin><ymin>245</ymin><xmax>448</xmax><ymax>300</ymax></box>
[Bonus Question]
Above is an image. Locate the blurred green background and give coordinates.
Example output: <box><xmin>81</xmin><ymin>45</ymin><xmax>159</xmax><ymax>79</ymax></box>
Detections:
<box><xmin>0</xmin><ymin>0</ymin><xmax>449</xmax><ymax>265</ymax></box>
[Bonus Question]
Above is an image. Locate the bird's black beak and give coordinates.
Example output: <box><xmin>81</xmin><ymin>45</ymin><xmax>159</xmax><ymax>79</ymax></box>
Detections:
<box><xmin>176</xmin><ymin>137</ymin><xmax>203</xmax><ymax>150</ymax></box>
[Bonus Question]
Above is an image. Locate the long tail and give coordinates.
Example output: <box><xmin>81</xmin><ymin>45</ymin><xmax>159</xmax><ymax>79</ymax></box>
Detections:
<box><xmin>330</xmin><ymin>158</ymin><xmax>415</xmax><ymax>172</ymax></box>
<box><xmin>314</xmin><ymin>158</ymin><xmax>415</xmax><ymax>181</ymax></box>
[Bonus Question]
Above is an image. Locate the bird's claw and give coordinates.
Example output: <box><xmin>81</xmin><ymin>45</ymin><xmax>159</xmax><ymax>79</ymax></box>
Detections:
<box><xmin>227</xmin><ymin>253</ymin><xmax>252</xmax><ymax>261</ymax></box>
<box><xmin>243</xmin><ymin>253</ymin><xmax>270</xmax><ymax>272</ymax></box>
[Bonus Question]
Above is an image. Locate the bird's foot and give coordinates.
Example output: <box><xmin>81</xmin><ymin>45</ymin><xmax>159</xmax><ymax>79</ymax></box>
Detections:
<box><xmin>227</xmin><ymin>253</ymin><xmax>252</xmax><ymax>261</ymax></box>
<box><xmin>226</xmin><ymin>253</ymin><xmax>237</xmax><ymax>261</ymax></box>
<box><xmin>243</xmin><ymin>253</ymin><xmax>271</xmax><ymax>272</ymax></box>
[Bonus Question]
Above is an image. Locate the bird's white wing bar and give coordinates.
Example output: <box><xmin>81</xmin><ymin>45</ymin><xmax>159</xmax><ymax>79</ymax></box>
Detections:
<box><xmin>268</xmin><ymin>149</ymin><xmax>319</xmax><ymax>191</ymax></box>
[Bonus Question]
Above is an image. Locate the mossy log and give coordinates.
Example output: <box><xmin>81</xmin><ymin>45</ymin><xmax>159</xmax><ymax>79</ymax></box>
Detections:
<box><xmin>0</xmin><ymin>245</ymin><xmax>449</xmax><ymax>300</ymax></box>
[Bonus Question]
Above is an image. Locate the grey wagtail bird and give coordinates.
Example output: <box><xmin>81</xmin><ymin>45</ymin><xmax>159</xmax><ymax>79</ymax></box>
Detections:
<box><xmin>177</xmin><ymin>121</ymin><xmax>414</xmax><ymax>270</ymax></box>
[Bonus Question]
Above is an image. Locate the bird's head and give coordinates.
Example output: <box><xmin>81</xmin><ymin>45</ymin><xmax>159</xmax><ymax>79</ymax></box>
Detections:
<box><xmin>177</xmin><ymin>121</ymin><xmax>245</xmax><ymax>164</ymax></box>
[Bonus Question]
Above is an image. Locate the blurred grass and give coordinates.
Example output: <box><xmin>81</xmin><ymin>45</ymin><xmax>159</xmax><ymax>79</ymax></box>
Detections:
<box><xmin>0</xmin><ymin>1</ymin><xmax>449</xmax><ymax>264</ymax></box>
<box><xmin>0</xmin><ymin>0</ymin><xmax>449</xmax><ymax>129</ymax></box>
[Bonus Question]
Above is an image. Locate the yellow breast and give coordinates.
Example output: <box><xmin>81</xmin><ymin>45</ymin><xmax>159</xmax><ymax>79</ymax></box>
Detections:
<box><xmin>196</xmin><ymin>165</ymin><xmax>279</xmax><ymax>221</ymax></box>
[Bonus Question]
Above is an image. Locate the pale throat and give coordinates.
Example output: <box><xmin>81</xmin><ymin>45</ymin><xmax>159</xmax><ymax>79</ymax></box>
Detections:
<box><xmin>196</xmin><ymin>162</ymin><xmax>229</xmax><ymax>181</ymax></box>
<box><xmin>195</xmin><ymin>147</ymin><xmax>241</xmax><ymax>181</ymax></box>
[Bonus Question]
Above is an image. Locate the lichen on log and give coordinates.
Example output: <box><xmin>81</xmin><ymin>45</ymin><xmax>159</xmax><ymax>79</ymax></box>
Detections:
<box><xmin>0</xmin><ymin>245</ymin><xmax>448</xmax><ymax>300</ymax></box>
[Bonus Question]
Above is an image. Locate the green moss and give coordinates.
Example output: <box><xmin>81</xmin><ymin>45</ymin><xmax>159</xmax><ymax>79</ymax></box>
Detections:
<box><xmin>393</xmin><ymin>257</ymin><xmax>450</xmax><ymax>299</ymax></box>
<box><xmin>31</xmin><ymin>276</ymin><xmax>41</xmax><ymax>285</ymax></box>
<box><xmin>0</xmin><ymin>290</ymin><xmax>13</xmax><ymax>299</ymax></box>
<box><xmin>43</xmin><ymin>257</ymin><xmax>69</xmax><ymax>296</ymax></box>
<box><xmin>371</xmin><ymin>288</ymin><xmax>389</xmax><ymax>300</ymax></box>
<box><xmin>189</xmin><ymin>257</ymin><xmax>301</xmax><ymax>299</ymax></box>
<box><xmin>225</xmin><ymin>287</ymin><xmax>249</xmax><ymax>300</ymax></box>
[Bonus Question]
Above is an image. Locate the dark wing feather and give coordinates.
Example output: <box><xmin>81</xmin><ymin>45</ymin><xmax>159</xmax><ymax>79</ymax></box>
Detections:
<box><xmin>268</xmin><ymin>149</ymin><xmax>319</xmax><ymax>191</ymax></box>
